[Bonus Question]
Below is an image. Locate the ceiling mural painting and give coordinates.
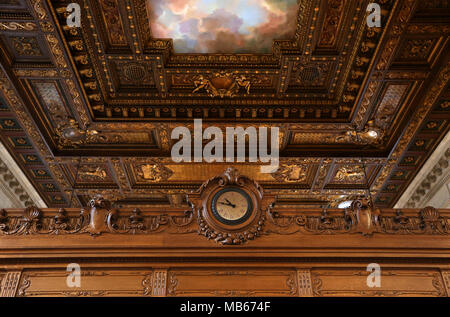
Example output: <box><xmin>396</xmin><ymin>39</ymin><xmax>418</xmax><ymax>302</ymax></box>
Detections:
<box><xmin>0</xmin><ymin>0</ymin><xmax>448</xmax><ymax>210</ymax></box>
<box><xmin>147</xmin><ymin>0</ymin><xmax>300</xmax><ymax>53</ymax></box>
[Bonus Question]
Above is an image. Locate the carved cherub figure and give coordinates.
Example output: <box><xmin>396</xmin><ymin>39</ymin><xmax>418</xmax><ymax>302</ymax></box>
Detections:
<box><xmin>80</xmin><ymin>166</ymin><xmax>107</xmax><ymax>180</ymax></box>
<box><xmin>335</xmin><ymin>166</ymin><xmax>364</xmax><ymax>182</ymax></box>
<box><xmin>192</xmin><ymin>75</ymin><xmax>219</xmax><ymax>97</ymax></box>
<box><xmin>236</xmin><ymin>74</ymin><xmax>251</xmax><ymax>94</ymax></box>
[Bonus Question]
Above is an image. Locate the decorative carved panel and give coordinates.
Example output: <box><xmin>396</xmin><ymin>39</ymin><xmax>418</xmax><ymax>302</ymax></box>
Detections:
<box><xmin>16</xmin><ymin>269</ymin><xmax>153</xmax><ymax>297</ymax></box>
<box><xmin>297</xmin><ymin>269</ymin><xmax>313</xmax><ymax>297</ymax></box>
<box><xmin>167</xmin><ymin>269</ymin><xmax>298</xmax><ymax>297</ymax></box>
<box><xmin>0</xmin><ymin>271</ymin><xmax>22</xmax><ymax>297</ymax></box>
<box><xmin>310</xmin><ymin>269</ymin><xmax>447</xmax><ymax>297</ymax></box>
<box><xmin>151</xmin><ymin>269</ymin><xmax>167</xmax><ymax>297</ymax></box>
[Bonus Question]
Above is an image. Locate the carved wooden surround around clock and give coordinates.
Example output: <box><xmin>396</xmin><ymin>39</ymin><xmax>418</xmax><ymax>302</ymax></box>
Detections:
<box><xmin>187</xmin><ymin>167</ymin><xmax>276</xmax><ymax>245</ymax></box>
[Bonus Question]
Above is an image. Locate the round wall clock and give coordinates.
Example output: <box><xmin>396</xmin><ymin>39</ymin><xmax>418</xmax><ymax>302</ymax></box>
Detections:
<box><xmin>211</xmin><ymin>187</ymin><xmax>253</xmax><ymax>225</ymax></box>
<box><xmin>188</xmin><ymin>167</ymin><xmax>275</xmax><ymax>245</ymax></box>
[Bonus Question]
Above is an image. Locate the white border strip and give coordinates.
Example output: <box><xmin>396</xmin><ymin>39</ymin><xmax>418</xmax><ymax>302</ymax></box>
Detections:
<box><xmin>0</xmin><ymin>141</ymin><xmax>47</xmax><ymax>208</ymax></box>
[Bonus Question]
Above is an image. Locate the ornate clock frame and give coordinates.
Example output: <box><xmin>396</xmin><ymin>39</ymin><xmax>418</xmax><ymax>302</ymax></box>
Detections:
<box><xmin>188</xmin><ymin>167</ymin><xmax>275</xmax><ymax>245</ymax></box>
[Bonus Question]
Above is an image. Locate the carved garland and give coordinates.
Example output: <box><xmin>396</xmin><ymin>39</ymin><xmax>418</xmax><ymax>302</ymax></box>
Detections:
<box><xmin>0</xmin><ymin>198</ymin><xmax>448</xmax><ymax>239</ymax></box>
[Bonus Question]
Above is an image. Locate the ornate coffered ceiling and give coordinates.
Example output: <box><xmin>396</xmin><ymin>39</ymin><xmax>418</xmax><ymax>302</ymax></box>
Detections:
<box><xmin>0</xmin><ymin>0</ymin><xmax>449</xmax><ymax>208</ymax></box>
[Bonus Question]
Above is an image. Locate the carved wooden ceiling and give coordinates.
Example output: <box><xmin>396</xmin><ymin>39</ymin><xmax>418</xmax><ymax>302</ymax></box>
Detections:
<box><xmin>0</xmin><ymin>0</ymin><xmax>449</xmax><ymax>209</ymax></box>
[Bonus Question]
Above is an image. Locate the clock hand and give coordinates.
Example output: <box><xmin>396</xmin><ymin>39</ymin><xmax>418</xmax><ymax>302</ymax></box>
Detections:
<box><xmin>225</xmin><ymin>198</ymin><xmax>236</xmax><ymax>208</ymax></box>
<box><xmin>219</xmin><ymin>200</ymin><xmax>236</xmax><ymax>208</ymax></box>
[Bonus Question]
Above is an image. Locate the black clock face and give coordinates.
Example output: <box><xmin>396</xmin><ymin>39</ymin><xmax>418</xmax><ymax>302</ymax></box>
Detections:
<box><xmin>211</xmin><ymin>187</ymin><xmax>253</xmax><ymax>225</ymax></box>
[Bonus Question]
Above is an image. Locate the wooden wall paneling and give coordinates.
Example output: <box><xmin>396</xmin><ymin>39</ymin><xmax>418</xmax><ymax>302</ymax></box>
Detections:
<box><xmin>166</xmin><ymin>269</ymin><xmax>299</xmax><ymax>297</ymax></box>
<box><xmin>1</xmin><ymin>266</ymin><xmax>448</xmax><ymax>297</ymax></box>
<box><xmin>309</xmin><ymin>268</ymin><xmax>447</xmax><ymax>297</ymax></box>
<box><xmin>14</xmin><ymin>269</ymin><xmax>153</xmax><ymax>297</ymax></box>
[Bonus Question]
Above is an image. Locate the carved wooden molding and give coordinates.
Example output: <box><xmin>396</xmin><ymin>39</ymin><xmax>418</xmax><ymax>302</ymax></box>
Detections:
<box><xmin>265</xmin><ymin>203</ymin><xmax>450</xmax><ymax>236</ymax></box>
<box><xmin>297</xmin><ymin>269</ymin><xmax>313</xmax><ymax>297</ymax></box>
<box><xmin>151</xmin><ymin>269</ymin><xmax>167</xmax><ymax>297</ymax></box>
<box><xmin>0</xmin><ymin>271</ymin><xmax>22</xmax><ymax>297</ymax></box>
<box><xmin>442</xmin><ymin>270</ymin><xmax>450</xmax><ymax>297</ymax></box>
<box><xmin>0</xmin><ymin>202</ymin><xmax>449</xmax><ymax>239</ymax></box>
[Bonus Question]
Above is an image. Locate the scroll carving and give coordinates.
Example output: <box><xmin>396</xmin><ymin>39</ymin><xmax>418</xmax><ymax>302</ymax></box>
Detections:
<box><xmin>0</xmin><ymin>201</ymin><xmax>447</xmax><ymax>238</ymax></box>
<box><xmin>264</xmin><ymin>201</ymin><xmax>449</xmax><ymax>236</ymax></box>
<box><xmin>0</xmin><ymin>195</ymin><xmax>197</xmax><ymax>237</ymax></box>
<box><xmin>0</xmin><ymin>22</ymin><xmax>37</xmax><ymax>31</ymax></box>
<box><xmin>142</xmin><ymin>274</ymin><xmax>152</xmax><ymax>296</ymax></box>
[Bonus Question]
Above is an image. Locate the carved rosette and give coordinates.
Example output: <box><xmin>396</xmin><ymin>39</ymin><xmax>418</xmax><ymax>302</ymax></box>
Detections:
<box><xmin>188</xmin><ymin>167</ymin><xmax>275</xmax><ymax>245</ymax></box>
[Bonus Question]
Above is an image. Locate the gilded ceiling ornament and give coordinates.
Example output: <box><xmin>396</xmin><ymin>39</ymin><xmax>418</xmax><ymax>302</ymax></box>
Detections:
<box><xmin>334</xmin><ymin>166</ymin><xmax>365</xmax><ymax>183</ymax></box>
<box><xmin>0</xmin><ymin>70</ymin><xmax>50</xmax><ymax>156</ymax></box>
<box><xmin>0</xmin><ymin>22</ymin><xmax>37</xmax><ymax>31</ymax></box>
<box><xmin>110</xmin><ymin>158</ymin><xmax>130</xmax><ymax>191</ymax></box>
<box><xmin>192</xmin><ymin>72</ymin><xmax>251</xmax><ymax>98</ymax></box>
<box><xmin>55</xmin><ymin>118</ymin><xmax>99</xmax><ymax>148</ymax></box>
<box><xmin>374</xmin><ymin>84</ymin><xmax>409</xmax><ymax>130</ymax></box>
<box><xmin>39</xmin><ymin>21</ymin><xmax>54</xmax><ymax>32</ymax></box>
<box><xmin>11</xmin><ymin>37</ymin><xmax>42</xmax><ymax>56</ymax></box>
<box><xmin>376</xmin><ymin>0</ymin><xmax>414</xmax><ymax>71</ymax></box>
<box><xmin>318</xmin><ymin>0</ymin><xmax>346</xmax><ymax>47</ymax></box>
<box><xmin>33</xmin><ymin>82</ymin><xmax>71</xmax><ymax>129</ymax></box>
<box><xmin>291</xmin><ymin>62</ymin><xmax>329</xmax><ymax>87</ymax></box>
<box><xmin>78</xmin><ymin>166</ymin><xmax>108</xmax><ymax>181</ymax></box>
<box><xmin>406</xmin><ymin>24</ymin><xmax>450</xmax><ymax>34</ymax></box>
<box><xmin>336</xmin><ymin>121</ymin><xmax>384</xmax><ymax>146</ymax></box>
<box><xmin>157</xmin><ymin>124</ymin><xmax>171</xmax><ymax>152</ymax></box>
<box><xmin>98</xmin><ymin>0</ymin><xmax>127</xmax><ymax>45</ymax></box>
<box><xmin>30</xmin><ymin>0</ymin><xmax>46</xmax><ymax>20</ymax></box>
<box><xmin>46</xmin><ymin>34</ymin><xmax>67</xmax><ymax>68</ymax></box>
<box><xmin>400</xmin><ymin>39</ymin><xmax>435</xmax><ymax>59</ymax></box>
<box><xmin>353</xmin><ymin>81</ymin><xmax>379</xmax><ymax>129</ymax></box>
<box><xmin>136</xmin><ymin>163</ymin><xmax>173</xmax><ymax>182</ymax></box>
<box><xmin>271</xmin><ymin>164</ymin><xmax>308</xmax><ymax>183</ymax></box>
<box><xmin>14</xmin><ymin>69</ymin><xmax>58</xmax><ymax>77</ymax></box>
